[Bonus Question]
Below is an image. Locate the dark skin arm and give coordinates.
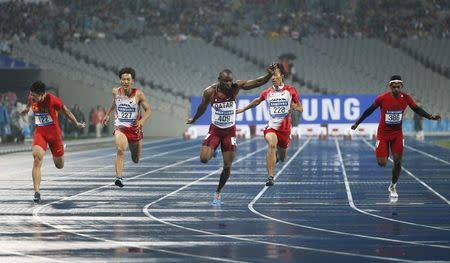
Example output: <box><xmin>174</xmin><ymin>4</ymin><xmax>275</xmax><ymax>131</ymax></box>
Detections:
<box><xmin>236</xmin><ymin>63</ymin><xmax>277</xmax><ymax>90</ymax></box>
<box><xmin>186</xmin><ymin>87</ymin><xmax>213</xmax><ymax>124</ymax></box>
<box><xmin>351</xmin><ymin>104</ymin><xmax>378</xmax><ymax>130</ymax></box>
<box><xmin>410</xmin><ymin>105</ymin><xmax>440</xmax><ymax>120</ymax></box>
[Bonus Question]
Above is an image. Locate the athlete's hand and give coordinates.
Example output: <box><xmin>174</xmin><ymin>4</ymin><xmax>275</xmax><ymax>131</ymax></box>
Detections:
<box><xmin>430</xmin><ymin>114</ymin><xmax>441</xmax><ymax>120</ymax></box>
<box><xmin>101</xmin><ymin>115</ymin><xmax>109</xmax><ymax>126</ymax></box>
<box><xmin>351</xmin><ymin>123</ymin><xmax>358</xmax><ymax>130</ymax></box>
<box><xmin>76</xmin><ymin>122</ymin><xmax>86</xmax><ymax>129</ymax></box>
<box><xmin>186</xmin><ymin>118</ymin><xmax>195</xmax><ymax>124</ymax></box>
<box><xmin>236</xmin><ymin>109</ymin><xmax>244</xmax><ymax>114</ymax></box>
<box><xmin>20</xmin><ymin>108</ymin><xmax>29</xmax><ymax>116</ymax></box>
<box><xmin>267</xmin><ymin>63</ymin><xmax>277</xmax><ymax>75</ymax></box>
<box><xmin>136</xmin><ymin>119</ymin><xmax>145</xmax><ymax>129</ymax></box>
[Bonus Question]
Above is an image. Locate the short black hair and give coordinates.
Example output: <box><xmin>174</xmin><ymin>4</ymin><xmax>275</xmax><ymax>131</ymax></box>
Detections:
<box><xmin>276</xmin><ymin>63</ymin><xmax>287</xmax><ymax>76</ymax></box>
<box><xmin>30</xmin><ymin>81</ymin><xmax>46</xmax><ymax>95</ymax></box>
<box><xmin>119</xmin><ymin>67</ymin><xmax>136</xmax><ymax>79</ymax></box>
<box><xmin>218</xmin><ymin>69</ymin><xmax>233</xmax><ymax>79</ymax></box>
<box><xmin>390</xmin><ymin>75</ymin><xmax>402</xmax><ymax>81</ymax></box>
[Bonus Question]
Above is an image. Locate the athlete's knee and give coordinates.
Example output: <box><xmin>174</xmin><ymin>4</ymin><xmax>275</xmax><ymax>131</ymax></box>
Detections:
<box><xmin>377</xmin><ymin>159</ymin><xmax>387</xmax><ymax>167</ymax></box>
<box><xmin>131</xmin><ymin>155</ymin><xmax>140</xmax><ymax>163</ymax></box>
<box><xmin>200</xmin><ymin>152</ymin><xmax>211</xmax><ymax>163</ymax></box>
<box><xmin>32</xmin><ymin>151</ymin><xmax>43</xmax><ymax>163</ymax></box>
<box><xmin>116</xmin><ymin>146</ymin><xmax>126</xmax><ymax>156</ymax></box>
<box><xmin>55</xmin><ymin>162</ymin><xmax>64</xmax><ymax>169</ymax></box>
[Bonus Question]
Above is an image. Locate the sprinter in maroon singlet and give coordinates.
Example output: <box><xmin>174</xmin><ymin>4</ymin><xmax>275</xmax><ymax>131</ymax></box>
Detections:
<box><xmin>187</xmin><ymin>64</ymin><xmax>277</xmax><ymax>205</ymax></box>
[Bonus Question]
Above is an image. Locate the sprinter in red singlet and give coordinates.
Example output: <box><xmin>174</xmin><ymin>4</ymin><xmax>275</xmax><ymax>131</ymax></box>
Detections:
<box><xmin>102</xmin><ymin>67</ymin><xmax>152</xmax><ymax>188</ymax></box>
<box><xmin>352</xmin><ymin>75</ymin><xmax>440</xmax><ymax>199</ymax></box>
<box><xmin>21</xmin><ymin>81</ymin><xmax>86</xmax><ymax>203</ymax></box>
<box><xmin>237</xmin><ymin>66</ymin><xmax>302</xmax><ymax>186</ymax></box>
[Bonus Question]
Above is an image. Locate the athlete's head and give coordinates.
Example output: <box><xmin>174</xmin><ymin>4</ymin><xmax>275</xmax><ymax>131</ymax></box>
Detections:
<box><xmin>218</xmin><ymin>69</ymin><xmax>234</xmax><ymax>91</ymax></box>
<box><xmin>271</xmin><ymin>63</ymin><xmax>286</xmax><ymax>87</ymax></box>
<box><xmin>119</xmin><ymin>67</ymin><xmax>136</xmax><ymax>89</ymax></box>
<box><xmin>389</xmin><ymin>75</ymin><xmax>403</xmax><ymax>97</ymax></box>
<box><xmin>29</xmin><ymin>81</ymin><xmax>46</xmax><ymax>102</ymax></box>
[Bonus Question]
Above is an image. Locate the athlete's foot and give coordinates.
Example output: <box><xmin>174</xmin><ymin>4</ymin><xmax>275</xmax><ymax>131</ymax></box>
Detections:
<box><xmin>212</xmin><ymin>192</ymin><xmax>222</xmax><ymax>206</ymax></box>
<box><xmin>115</xmin><ymin>177</ymin><xmax>124</xmax><ymax>188</ymax></box>
<box><xmin>266</xmin><ymin>176</ymin><xmax>274</xmax><ymax>186</ymax></box>
<box><xmin>33</xmin><ymin>192</ymin><xmax>41</xmax><ymax>203</ymax></box>
<box><xmin>388</xmin><ymin>184</ymin><xmax>398</xmax><ymax>198</ymax></box>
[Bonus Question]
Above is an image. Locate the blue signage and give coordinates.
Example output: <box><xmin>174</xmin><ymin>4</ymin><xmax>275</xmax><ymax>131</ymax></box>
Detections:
<box><xmin>191</xmin><ymin>94</ymin><xmax>380</xmax><ymax>125</ymax></box>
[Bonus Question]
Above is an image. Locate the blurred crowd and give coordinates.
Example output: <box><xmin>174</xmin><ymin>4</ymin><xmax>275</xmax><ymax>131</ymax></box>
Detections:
<box><xmin>0</xmin><ymin>91</ymin><xmax>110</xmax><ymax>144</ymax></box>
<box><xmin>0</xmin><ymin>0</ymin><xmax>449</xmax><ymax>53</ymax></box>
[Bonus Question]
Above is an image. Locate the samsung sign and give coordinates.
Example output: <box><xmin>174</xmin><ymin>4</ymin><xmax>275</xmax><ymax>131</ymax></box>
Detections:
<box><xmin>191</xmin><ymin>94</ymin><xmax>379</xmax><ymax>125</ymax></box>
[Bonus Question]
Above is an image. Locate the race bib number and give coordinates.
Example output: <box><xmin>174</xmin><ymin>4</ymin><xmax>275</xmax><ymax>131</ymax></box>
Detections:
<box><xmin>212</xmin><ymin>101</ymin><xmax>236</xmax><ymax>128</ymax></box>
<box><xmin>34</xmin><ymin>113</ymin><xmax>54</xmax><ymax>126</ymax></box>
<box><xmin>118</xmin><ymin>104</ymin><xmax>137</xmax><ymax>123</ymax></box>
<box><xmin>385</xmin><ymin>110</ymin><xmax>402</xmax><ymax>125</ymax></box>
<box><xmin>268</xmin><ymin>98</ymin><xmax>290</xmax><ymax>119</ymax></box>
<box><xmin>231</xmin><ymin>137</ymin><xmax>236</xmax><ymax>146</ymax></box>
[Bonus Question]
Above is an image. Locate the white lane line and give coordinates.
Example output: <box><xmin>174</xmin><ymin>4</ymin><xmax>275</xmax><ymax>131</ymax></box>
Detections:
<box><xmin>144</xmin><ymin>140</ymin><xmax>416</xmax><ymax>262</ymax></box>
<box><xmin>0</xmin><ymin>248</ymin><xmax>70</xmax><ymax>262</ymax></box>
<box><xmin>362</xmin><ymin>138</ymin><xmax>450</xmax><ymax>206</ymax></box>
<box><xmin>32</xmin><ymin>139</ymin><xmax>260</xmax><ymax>263</ymax></box>
<box><xmin>14</xmin><ymin>142</ymin><xmax>201</xmax><ymax>191</ymax></box>
<box><xmin>335</xmin><ymin>139</ymin><xmax>450</xmax><ymax>241</ymax></box>
<box><xmin>250</xmin><ymin>139</ymin><xmax>449</xmax><ymax>254</ymax></box>
<box><xmin>404</xmin><ymin>144</ymin><xmax>450</xmax><ymax>165</ymax></box>
<box><xmin>6</xmin><ymin>138</ymin><xmax>198</xmax><ymax>176</ymax></box>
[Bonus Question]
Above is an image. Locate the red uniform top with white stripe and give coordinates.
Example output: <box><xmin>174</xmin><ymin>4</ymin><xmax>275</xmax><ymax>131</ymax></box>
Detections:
<box><xmin>259</xmin><ymin>84</ymin><xmax>299</xmax><ymax>133</ymax></box>
<box><xmin>28</xmin><ymin>93</ymin><xmax>64</xmax><ymax>135</ymax></box>
<box><xmin>374</xmin><ymin>91</ymin><xmax>417</xmax><ymax>136</ymax></box>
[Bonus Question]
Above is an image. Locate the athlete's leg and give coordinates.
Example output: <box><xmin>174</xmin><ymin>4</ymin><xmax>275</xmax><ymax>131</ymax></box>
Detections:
<box><xmin>200</xmin><ymin>146</ymin><xmax>214</xmax><ymax>163</ymax></box>
<box><xmin>215</xmin><ymin>151</ymin><xmax>235</xmax><ymax>195</ymax></box>
<box><xmin>32</xmin><ymin>145</ymin><xmax>45</xmax><ymax>193</ymax></box>
<box><xmin>129</xmin><ymin>140</ymin><xmax>142</xmax><ymax>163</ymax></box>
<box><xmin>53</xmin><ymin>156</ymin><xmax>64</xmax><ymax>169</ymax></box>
<box><xmin>115</xmin><ymin>130</ymin><xmax>129</xmax><ymax>178</ymax></box>
<box><xmin>390</xmin><ymin>136</ymin><xmax>404</xmax><ymax>185</ymax></box>
<box><xmin>200</xmin><ymin>133</ymin><xmax>220</xmax><ymax>163</ymax></box>
<box><xmin>265</xmin><ymin>132</ymin><xmax>278</xmax><ymax>178</ymax></box>
<box><xmin>375</xmin><ymin>138</ymin><xmax>388</xmax><ymax>167</ymax></box>
<box><xmin>277</xmin><ymin>146</ymin><xmax>288</xmax><ymax>162</ymax></box>
<box><xmin>391</xmin><ymin>153</ymin><xmax>402</xmax><ymax>184</ymax></box>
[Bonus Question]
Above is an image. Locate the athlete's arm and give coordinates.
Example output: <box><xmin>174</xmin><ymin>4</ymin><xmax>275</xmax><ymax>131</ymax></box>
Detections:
<box><xmin>351</xmin><ymin>104</ymin><xmax>378</xmax><ymax>130</ymax></box>
<box><xmin>136</xmin><ymin>90</ymin><xmax>152</xmax><ymax>128</ymax></box>
<box><xmin>410</xmin><ymin>105</ymin><xmax>441</xmax><ymax>120</ymax></box>
<box><xmin>20</xmin><ymin>101</ymin><xmax>31</xmax><ymax>116</ymax></box>
<box><xmin>102</xmin><ymin>88</ymin><xmax>116</xmax><ymax>125</ymax></box>
<box><xmin>61</xmin><ymin>105</ymin><xmax>86</xmax><ymax>129</ymax></box>
<box><xmin>236</xmin><ymin>97</ymin><xmax>262</xmax><ymax>114</ymax></box>
<box><xmin>291</xmin><ymin>102</ymin><xmax>303</xmax><ymax>113</ymax></box>
<box><xmin>187</xmin><ymin>87</ymin><xmax>212</xmax><ymax>124</ymax></box>
<box><xmin>236</xmin><ymin>63</ymin><xmax>276</xmax><ymax>90</ymax></box>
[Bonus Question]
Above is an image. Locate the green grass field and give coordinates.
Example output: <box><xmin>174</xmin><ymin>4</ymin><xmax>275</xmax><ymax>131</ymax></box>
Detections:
<box><xmin>433</xmin><ymin>140</ymin><xmax>450</xmax><ymax>149</ymax></box>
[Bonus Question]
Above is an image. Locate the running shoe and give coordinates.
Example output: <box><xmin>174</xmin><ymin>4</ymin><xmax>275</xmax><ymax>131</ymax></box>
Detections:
<box><xmin>212</xmin><ymin>193</ymin><xmax>222</xmax><ymax>206</ymax></box>
<box><xmin>266</xmin><ymin>176</ymin><xmax>274</xmax><ymax>186</ymax></box>
<box><xmin>388</xmin><ymin>184</ymin><xmax>398</xmax><ymax>198</ymax></box>
<box><xmin>115</xmin><ymin>177</ymin><xmax>124</xmax><ymax>188</ymax></box>
<box><xmin>33</xmin><ymin>192</ymin><xmax>41</xmax><ymax>203</ymax></box>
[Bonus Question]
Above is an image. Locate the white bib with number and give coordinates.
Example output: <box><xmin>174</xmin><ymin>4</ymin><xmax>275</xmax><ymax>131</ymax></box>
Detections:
<box><xmin>34</xmin><ymin>112</ymin><xmax>54</xmax><ymax>126</ymax></box>
<box><xmin>115</xmin><ymin>94</ymin><xmax>139</xmax><ymax>127</ymax></box>
<box><xmin>385</xmin><ymin>110</ymin><xmax>403</xmax><ymax>125</ymax></box>
<box><xmin>266</xmin><ymin>89</ymin><xmax>292</xmax><ymax>129</ymax></box>
<box><xmin>211</xmin><ymin>101</ymin><xmax>236</xmax><ymax>128</ymax></box>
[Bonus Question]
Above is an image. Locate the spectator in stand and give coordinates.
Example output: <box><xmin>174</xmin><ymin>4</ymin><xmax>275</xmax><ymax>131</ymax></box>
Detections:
<box><xmin>92</xmin><ymin>105</ymin><xmax>105</xmax><ymax>138</ymax></box>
